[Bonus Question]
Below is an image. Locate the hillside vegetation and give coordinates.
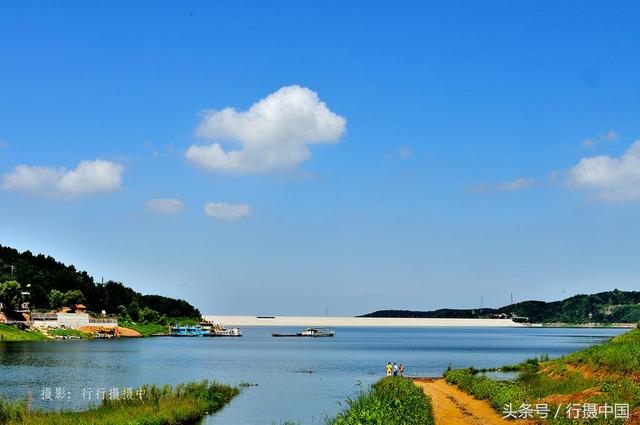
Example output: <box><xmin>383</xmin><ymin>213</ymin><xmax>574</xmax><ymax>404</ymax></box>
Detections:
<box><xmin>444</xmin><ymin>328</ymin><xmax>640</xmax><ymax>424</ymax></box>
<box><xmin>0</xmin><ymin>244</ymin><xmax>200</xmax><ymax>320</ymax></box>
<box><xmin>363</xmin><ymin>289</ymin><xmax>640</xmax><ymax>323</ymax></box>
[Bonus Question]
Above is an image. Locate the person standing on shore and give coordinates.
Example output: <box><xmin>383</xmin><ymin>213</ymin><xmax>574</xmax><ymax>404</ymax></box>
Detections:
<box><xmin>399</xmin><ymin>363</ymin><xmax>405</xmax><ymax>377</ymax></box>
<box><xmin>386</xmin><ymin>362</ymin><xmax>392</xmax><ymax>377</ymax></box>
<box><xmin>393</xmin><ymin>362</ymin><xmax>398</xmax><ymax>376</ymax></box>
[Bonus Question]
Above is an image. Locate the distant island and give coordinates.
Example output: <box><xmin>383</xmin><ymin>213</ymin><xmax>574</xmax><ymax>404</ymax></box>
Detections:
<box><xmin>361</xmin><ymin>289</ymin><xmax>640</xmax><ymax>324</ymax></box>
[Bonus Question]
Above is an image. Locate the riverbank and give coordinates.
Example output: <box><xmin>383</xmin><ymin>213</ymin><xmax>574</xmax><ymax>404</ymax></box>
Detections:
<box><xmin>439</xmin><ymin>326</ymin><xmax>640</xmax><ymax>424</ymax></box>
<box><xmin>0</xmin><ymin>324</ymin><xmax>47</xmax><ymax>341</ymax></box>
<box><xmin>202</xmin><ymin>315</ymin><xmax>525</xmax><ymax>327</ymax></box>
<box><xmin>0</xmin><ymin>380</ymin><xmax>238</xmax><ymax>425</ymax></box>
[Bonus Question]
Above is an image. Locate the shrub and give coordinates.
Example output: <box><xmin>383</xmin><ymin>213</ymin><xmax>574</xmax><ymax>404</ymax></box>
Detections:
<box><xmin>331</xmin><ymin>377</ymin><xmax>434</xmax><ymax>425</ymax></box>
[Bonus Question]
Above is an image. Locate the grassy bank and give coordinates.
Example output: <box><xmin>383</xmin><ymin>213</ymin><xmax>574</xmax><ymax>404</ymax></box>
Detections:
<box><xmin>0</xmin><ymin>380</ymin><xmax>238</xmax><ymax>425</ymax></box>
<box><xmin>444</xmin><ymin>327</ymin><xmax>640</xmax><ymax>424</ymax></box>
<box><xmin>46</xmin><ymin>329</ymin><xmax>92</xmax><ymax>339</ymax></box>
<box><xmin>119</xmin><ymin>319</ymin><xmax>169</xmax><ymax>337</ymax></box>
<box><xmin>331</xmin><ymin>377</ymin><xmax>435</xmax><ymax>425</ymax></box>
<box><xmin>0</xmin><ymin>324</ymin><xmax>47</xmax><ymax>341</ymax></box>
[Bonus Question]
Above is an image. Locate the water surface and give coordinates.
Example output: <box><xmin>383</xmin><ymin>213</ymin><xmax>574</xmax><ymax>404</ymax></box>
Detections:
<box><xmin>0</xmin><ymin>327</ymin><xmax>625</xmax><ymax>424</ymax></box>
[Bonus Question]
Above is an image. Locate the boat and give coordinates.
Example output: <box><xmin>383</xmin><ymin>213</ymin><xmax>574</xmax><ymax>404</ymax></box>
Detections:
<box><xmin>272</xmin><ymin>327</ymin><xmax>335</xmax><ymax>337</ymax></box>
<box><xmin>199</xmin><ymin>321</ymin><xmax>242</xmax><ymax>337</ymax></box>
<box><xmin>170</xmin><ymin>325</ymin><xmax>208</xmax><ymax>336</ymax></box>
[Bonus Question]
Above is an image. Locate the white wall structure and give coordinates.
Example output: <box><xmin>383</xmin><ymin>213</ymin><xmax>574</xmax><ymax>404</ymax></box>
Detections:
<box><xmin>31</xmin><ymin>313</ymin><xmax>117</xmax><ymax>329</ymax></box>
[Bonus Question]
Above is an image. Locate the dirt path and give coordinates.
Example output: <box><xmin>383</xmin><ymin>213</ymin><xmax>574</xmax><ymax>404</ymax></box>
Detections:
<box><xmin>414</xmin><ymin>378</ymin><xmax>536</xmax><ymax>425</ymax></box>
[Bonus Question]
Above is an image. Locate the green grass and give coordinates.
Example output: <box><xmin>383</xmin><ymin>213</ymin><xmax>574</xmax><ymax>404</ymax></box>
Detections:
<box><xmin>47</xmin><ymin>329</ymin><xmax>92</xmax><ymax>339</ymax></box>
<box><xmin>330</xmin><ymin>377</ymin><xmax>435</xmax><ymax>425</ymax></box>
<box><xmin>119</xmin><ymin>319</ymin><xmax>169</xmax><ymax>337</ymax></box>
<box><xmin>0</xmin><ymin>380</ymin><xmax>239</xmax><ymax>425</ymax></box>
<box><xmin>0</xmin><ymin>324</ymin><xmax>47</xmax><ymax>341</ymax></box>
<box><xmin>444</xmin><ymin>328</ymin><xmax>640</xmax><ymax>424</ymax></box>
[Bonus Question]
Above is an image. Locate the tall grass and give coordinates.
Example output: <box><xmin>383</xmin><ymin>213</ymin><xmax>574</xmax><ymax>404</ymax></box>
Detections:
<box><xmin>330</xmin><ymin>377</ymin><xmax>435</xmax><ymax>425</ymax></box>
<box><xmin>445</xmin><ymin>329</ymin><xmax>640</xmax><ymax>424</ymax></box>
<box><xmin>0</xmin><ymin>380</ymin><xmax>239</xmax><ymax>425</ymax></box>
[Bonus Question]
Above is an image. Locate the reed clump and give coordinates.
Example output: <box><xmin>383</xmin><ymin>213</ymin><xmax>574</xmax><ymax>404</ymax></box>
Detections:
<box><xmin>0</xmin><ymin>380</ymin><xmax>239</xmax><ymax>425</ymax></box>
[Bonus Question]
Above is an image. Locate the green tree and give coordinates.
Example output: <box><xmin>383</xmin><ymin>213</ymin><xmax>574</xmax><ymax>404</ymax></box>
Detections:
<box><xmin>116</xmin><ymin>304</ymin><xmax>130</xmax><ymax>320</ymax></box>
<box><xmin>48</xmin><ymin>289</ymin><xmax>65</xmax><ymax>309</ymax></box>
<box><xmin>62</xmin><ymin>289</ymin><xmax>85</xmax><ymax>306</ymax></box>
<box><xmin>139</xmin><ymin>306</ymin><xmax>161</xmax><ymax>324</ymax></box>
<box><xmin>0</xmin><ymin>280</ymin><xmax>24</xmax><ymax>313</ymax></box>
<box><xmin>128</xmin><ymin>300</ymin><xmax>140</xmax><ymax>322</ymax></box>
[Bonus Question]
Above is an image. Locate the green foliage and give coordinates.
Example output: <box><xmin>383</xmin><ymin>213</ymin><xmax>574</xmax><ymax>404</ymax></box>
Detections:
<box><xmin>47</xmin><ymin>329</ymin><xmax>91</xmax><ymax>339</ymax></box>
<box><xmin>562</xmin><ymin>328</ymin><xmax>640</xmax><ymax>374</ymax></box>
<box><xmin>138</xmin><ymin>306</ymin><xmax>162</xmax><ymax>324</ymax></box>
<box><xmin>48</xmin><ymin>289</ymin><xmax>85</xmax><ymax>309</ymax></box>
<box><xmin>331</xmin><ymin>377</ymin><xmax>435</xmax><ymax>425</ymax></box>
<box><xmin>61</xmin><ymin>289</ymin><xmax>84</xmax><ymax>306</ymax></box>
<box><xmin>1</xmin><ymin>380</ymin><xmax>239</xmax><ymax>425</ymax></box>
<box><xmin>47</xmin><ymin>290</ymin><xmax>64</xmax><ymax>309</ymax></box>
<box><xmin>119</xmin><ymin>319</ymin><xmax>169</xmax><ymax>337</ymax></box>
<box><xmin>0</xmin><ymin>280</ymin><xmax>23</xmax><ymax>313</ymax></box>
<box><xmin>445</xmin><ymin>329</ymin><xmax>640</xmax><ymax>424</ymax></box>
<box><xmin>364</xmin><ymin>289</ymin><xmax>640</xmax><ymax>323</ymax></box>
<box><xmin>0</xmin><ymin>244</ymin><xmax>200</xmax><ymax>319</ymax></box>
<box><xmin>0</xmin><ymin>324</ymin><xmax>47</xmax><ymax>341</ymax></box>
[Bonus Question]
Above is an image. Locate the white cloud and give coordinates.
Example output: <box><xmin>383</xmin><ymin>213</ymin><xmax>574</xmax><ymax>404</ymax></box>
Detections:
<box><xmin>581</xmin><ymin>130</ymin><xmax>619</xmax><ymax>149</ymax></box>
<box><xmin>567</xmin><ymin>140</ymin><xmax>640</xmax><ymax>202</ymax></box>
<box><xmin>2</xmin><ymin>159</ymin><xmax>123</xmax><ymax>198</ymax></box>
<box><xmin>145</xmin><ymin>198</ymin><xmax>184</xmax><ymax>214</ymax></box>
<box><xmin>398</xmin><ymin>145</ymin><xmax>413</xmax><ymax>159</ymax></box>
<box><xmin>186</xmin><ymin>85</ymin><xmax>346</xmax><ymax>173</ymax></box>
<box><xmin>498</xmin><ymin>178</ymin><xmax>535</xmax><ymax>191</ymax></box>
<box><xmin>204</xmin><ymin>202</ymin><xmax>250</xmax><ymax>220</ymax></box>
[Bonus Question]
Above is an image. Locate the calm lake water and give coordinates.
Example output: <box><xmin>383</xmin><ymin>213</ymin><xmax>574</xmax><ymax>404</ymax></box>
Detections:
<box><xmin>0</xmin><ymin>327</ymin><xmax>626</xmax><ymax>424</ymax></box>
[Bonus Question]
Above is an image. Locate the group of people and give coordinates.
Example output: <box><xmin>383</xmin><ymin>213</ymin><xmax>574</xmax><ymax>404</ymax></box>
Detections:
<box><xmin>385</xmin><ymin>361</ymin><xmax>405</xmax><ymax>377</ymax></box>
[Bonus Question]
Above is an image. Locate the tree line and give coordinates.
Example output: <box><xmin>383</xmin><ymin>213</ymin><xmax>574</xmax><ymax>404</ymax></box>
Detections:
<box><xmin>362</xmin><ymin>289</ymin><xmax>640</xmax><ymax>323</ymax></box>
<box><xmin>0</xmin><ymin>244</ymin><xmax>201</xmax><ymax>320</ymax></box>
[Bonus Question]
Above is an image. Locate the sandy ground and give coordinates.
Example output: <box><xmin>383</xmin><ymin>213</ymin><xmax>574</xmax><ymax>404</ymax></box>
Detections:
<box><xmin>414</xmin><ymin>378</ymin><xmax>537</xmax><ymax>425</ymax></box>
<box><xmin>202</xmin><ymin>315</ymin><xmax>525</xmax><ymax>327</ymax></box>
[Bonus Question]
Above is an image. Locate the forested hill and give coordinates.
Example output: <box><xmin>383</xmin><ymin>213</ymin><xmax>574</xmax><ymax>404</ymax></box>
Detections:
<box><xmin>361</xmin><ymin>290</ymin><xmax>640</xmax><ymax>323</ymax></box>
<box><xmin>0</xmin><ymin>244</ymin><xmax>200</xmax><ymax>319</ymax></box>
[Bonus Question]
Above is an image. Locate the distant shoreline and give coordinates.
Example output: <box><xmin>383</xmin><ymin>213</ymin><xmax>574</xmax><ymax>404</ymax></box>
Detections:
<box><xmin>202</xmin><ymin>315</ymin><xmax>527</xmax><ymax>327</ymax></box>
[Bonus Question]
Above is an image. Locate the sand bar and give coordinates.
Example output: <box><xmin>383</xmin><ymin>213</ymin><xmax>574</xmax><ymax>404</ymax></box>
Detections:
<box><xmin>202</xmin><ymin>315</ymin><xmax>526</xmax><ymax>327</ymax></box>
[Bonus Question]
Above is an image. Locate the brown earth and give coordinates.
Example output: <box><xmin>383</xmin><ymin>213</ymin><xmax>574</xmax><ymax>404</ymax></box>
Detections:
<box><xmin>414</xmin><ymin>378</ymin><xmax>538</xmax><ymax>425</ymax></box>
<box><xmin>78</xmin><ymin>326</ymin><xmax>141</xmax><ymax>337</ymax></box>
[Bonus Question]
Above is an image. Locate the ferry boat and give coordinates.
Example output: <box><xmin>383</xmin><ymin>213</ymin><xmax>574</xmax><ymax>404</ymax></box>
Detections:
<box><xmin>200</xmin><ymin>321</ymin><xmax>242</xmax><ymax>337</ymax></box>
<box><xmin>170</xmin><ymin>325</ymin><xmax>208</xmax><ymax>336</ymax></box>
<box><xmin>272</xmin><ymin>327</ymin><xmax>335</xmax><ymax>337</ymax></box>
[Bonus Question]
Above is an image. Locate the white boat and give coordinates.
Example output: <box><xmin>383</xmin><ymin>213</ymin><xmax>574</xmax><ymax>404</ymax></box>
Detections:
<box><xmin>272</xmin><ymin>327</ymin><xmax>335</xmax><ymax>337</ymax></box>
<box><xmin>200</xmin><ymin>321</ymin><xmax>242</xmax><ymax>337</ymax></box>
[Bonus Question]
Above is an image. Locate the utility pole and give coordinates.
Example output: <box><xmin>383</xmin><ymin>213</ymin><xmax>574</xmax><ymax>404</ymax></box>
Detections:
<box><xmin>480</xmin><ymin>295</ymin><xmax>484</xmax><ymax>310</ymax></box>
<box><xmin>510</xmin><ymin>292</ymin><xmax>513</xmax><ymax>306</ymax></box>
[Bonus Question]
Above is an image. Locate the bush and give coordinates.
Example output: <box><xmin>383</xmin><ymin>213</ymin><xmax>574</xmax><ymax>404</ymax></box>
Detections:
<box><xmin>331</xmin><ymin>377</ymin><xmax>434</xmax><ymax>425</ymax></box>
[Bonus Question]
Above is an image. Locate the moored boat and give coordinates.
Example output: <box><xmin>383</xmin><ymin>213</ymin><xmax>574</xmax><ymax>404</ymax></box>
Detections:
<box><xmin>170</xmin><ymin>325</ymin><xmax>208</xmax><ymax>336</ymax></box>
<box><xmin>272</xmin><ymin>327</ymin><xmax>335</xmax><ymax>337</ymax></box>
<box><xmin>200</xmin><ymin>321</ymin><xmax>242</xmax><ymax>337</ymax></box>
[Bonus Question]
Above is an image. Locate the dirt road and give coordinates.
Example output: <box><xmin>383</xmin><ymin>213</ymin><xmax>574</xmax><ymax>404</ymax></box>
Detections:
<box><xmin>414</xmin><ymin>378</ymin><xmax>536</xmax><ymax>425</ymax></box>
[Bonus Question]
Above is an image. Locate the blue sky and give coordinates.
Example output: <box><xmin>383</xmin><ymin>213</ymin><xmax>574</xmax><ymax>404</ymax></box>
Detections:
<box><xmin>1</xmin><ymin>1</ymin><xmax>639</xmax><ymax>315</ymax></box>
